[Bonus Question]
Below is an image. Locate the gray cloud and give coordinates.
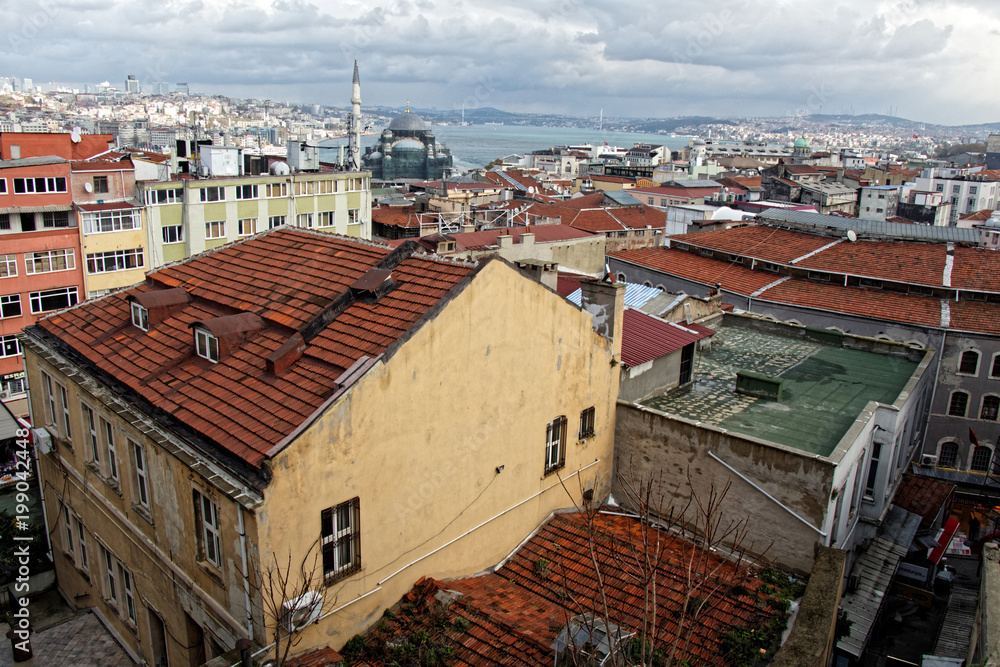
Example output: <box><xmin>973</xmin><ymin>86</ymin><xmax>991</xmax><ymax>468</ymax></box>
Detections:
<box><xmin>0</xmin><ymin>0</ymin><xmax>996</xmax><ymax>124</ymax></box>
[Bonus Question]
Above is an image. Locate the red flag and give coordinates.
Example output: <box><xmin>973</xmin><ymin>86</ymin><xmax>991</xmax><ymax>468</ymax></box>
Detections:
<box><xmin>913</xmin><ymin>134</ymin><xmax>919</xmax><ymax>139</ymax></box>
<box><xmin>970</xmin><ymin>427</ymin><xmax>980</xmax><ymax>447</ymax></box>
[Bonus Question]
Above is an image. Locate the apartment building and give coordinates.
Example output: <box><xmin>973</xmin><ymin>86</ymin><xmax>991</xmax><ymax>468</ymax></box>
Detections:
<box><xmin>913</xmin><ymin>167</ymin><xmax>1000</xmax><ymax>222</ymax></box>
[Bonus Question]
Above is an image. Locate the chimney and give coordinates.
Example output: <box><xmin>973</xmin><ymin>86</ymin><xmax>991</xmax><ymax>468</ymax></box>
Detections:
<box><xmin>579</xmin><ymin>278</ymin><xmax>625</xmax><ymax>360</ymax></box>
<box><xmin>497</xmin><ymin>235</ymin><xmax>513</xmax><ymax>249</ymax></box>
<box><xmin>520</xmin><ymin>233</ymin><xmax>535</xmax><ymax>248</ymax></box>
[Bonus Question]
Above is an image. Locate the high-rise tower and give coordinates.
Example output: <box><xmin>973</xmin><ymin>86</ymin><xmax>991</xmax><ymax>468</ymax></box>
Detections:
<box><xmin>349</xmin><ymin>59</ymin><xmax>362</xmax><ymax>171</ymax></box>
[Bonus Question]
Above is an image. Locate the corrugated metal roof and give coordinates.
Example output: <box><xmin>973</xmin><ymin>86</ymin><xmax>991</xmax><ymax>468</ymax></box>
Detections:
<box><xmin>0</xmin><ymin>156</ymin><xmax>67</xmax><ymax>168</ymax></box>
<box><xmin>619</xmin><ymin>307</ymin><xmax>714</xmax><ymax>367</ymax></box>
<box><xmin>758</xmin><ymin>209</ymin><xmax>983</xmax><ymax>244</ymax></box>
<box><xmin>603</xmin><ymin>190</ymin><xmax>642</xmax><ymax>207</ymax></box>
<box><xmin>567</xmin><ymin>282</ymin><xmax>664</xmax><ymax>308</ymax></box>
<box><xmin>0</xmin><ymin>205</ymin><xmax>72</xmax><ymax>214</ymax></box>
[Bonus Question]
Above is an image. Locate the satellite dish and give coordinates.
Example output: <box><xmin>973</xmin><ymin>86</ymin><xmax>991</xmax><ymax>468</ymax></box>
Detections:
<box><xmin>847</xmin><ymin>230</ymin><xmax>857</xmax><ymax>242</ymax></box>
<box><xmin>70</xmin><ymin>131</ymin><xmax>82</xmax><ymax>143</ymax></box>
<box><xmin>83</xmin><ymin>182</ymin><xmax>93</xmax><ymax>193</ymax></box>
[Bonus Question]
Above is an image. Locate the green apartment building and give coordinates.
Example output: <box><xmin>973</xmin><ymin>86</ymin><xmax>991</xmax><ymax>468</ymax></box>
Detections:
<box><xmin>140</xmin><ymin>172</ymin><xmax>372</xmax><ymax>268</ymax></box>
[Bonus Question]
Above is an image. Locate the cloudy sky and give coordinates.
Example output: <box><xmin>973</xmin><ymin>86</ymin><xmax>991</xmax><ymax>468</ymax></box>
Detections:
<box><xmin>2</xmin><ymin>0</ymin><xmax>998</xmax><ymax>125</ymax></box>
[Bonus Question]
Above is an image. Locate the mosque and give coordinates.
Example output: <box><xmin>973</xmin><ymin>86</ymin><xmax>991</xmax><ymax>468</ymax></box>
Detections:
<box><xmin>362</xmin><ymin>104</ymin><xmax>454</xmax><ymax>181</ymax></box>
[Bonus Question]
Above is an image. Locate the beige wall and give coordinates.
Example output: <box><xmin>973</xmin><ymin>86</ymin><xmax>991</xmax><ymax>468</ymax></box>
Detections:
<box><xmin>256</xmin><ymin>259</ymin><xmax>621</xmax><ymax>653</ymax></box>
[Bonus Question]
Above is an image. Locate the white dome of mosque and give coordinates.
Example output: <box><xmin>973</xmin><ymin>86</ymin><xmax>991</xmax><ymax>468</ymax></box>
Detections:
<box><xmin>388</xmin><ymin>111</ymin><xmax>428</xmax><ymax>132</ymax></box>
<box><xmin>393</xmin><ymin>139</ymin><xmax>425</xmax><ymax>151</ymax></box>
<box><xmin>368</xmin><ymin>151</ymin><xmax>382</xmax><ymax>159</ymax></box>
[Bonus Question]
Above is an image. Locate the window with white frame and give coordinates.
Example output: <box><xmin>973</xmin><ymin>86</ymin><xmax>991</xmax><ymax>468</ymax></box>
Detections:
<box><xmin>162</xmin><ymin>224</ymin><xmax>183</xmax><ymax>244</ymax></box>
<box><xmin>146</xmin><ymin>188</ymin><xmax>182</xmax><ymax>205</ymax></box>
<box><xmin>101</xmin><ymin>545</ymin><xmax>118</xmax><ymax>605</ymax></box>
<box><xmin>234</xmin><ymin>184</ymin><xmax>258</xmax><ymax>200</ymax></box>
<box><xmin>959</xmin><ymin>349</ymin><xmax>981</xmax><ymax>375</ymax></box>
<box><xmin>130</xmin><ymin>302</ymin><xmax>148</xmax><ymax>331</ymax></box>
<box><xmin>0</xmin><ymin>254</ymin><xmax>16</xmax><ymax>278</ymax></box>
<box><xmin>82</xmin><ymin>209</ymin><xmax>141</xmax><ymax>234</ymax></box>
<box><xmin>296</xmin><ymin>213</ymin><xmax>313</xmax><ymax>228</ymax></box>
<box><xmin>321</xmin><ymin>497</ymin><xmax>360</xmax><ymax>582</ymax></box>
<box><xmin>991</xmin><ymin>354</ymin><xmax>1000</xmax><ymax>379</ymax></box>
<box><xmin>41</xmin><ymin>372</ymin><xmax>56</xmax><ymax>426</ymax></box>
<box><xmin>982</xmin><ymin>395</ymin><xmax>1000</xmax><ymax>421</ymax></box>
<box><xmin>205</xmin><ymin>220</ymin><xmax>226</xmax><ymax>239</ymax></box>
<box><xmin>544</xmin><ymin>416</ymin><xmax>567</xmax><ymax>474</ymax></box>
<box><xmin>100</xmin><ymin>546</ymin><xmax>136</xmax><ymax>625</ymax></box>
<box><xmin>58</xmin><ymin>383</ymin><xmax>72</xmax><ymax>442</ymax></box>
<box><xmin>131</xmin><ymin>439</ymin><xmax>150</xmax><ymax>510</ymax></box>
<box><xmin>316</xmin><ymin>211</ymin><xmax>334</xmax><ymax>227</ymax></box>
<box><xmin>864</xmin><ymin>441</ymin><xmax>882</xmax><ymax>497</ymax></box>
<box><xmin>102</xmin><ymin>417</ymin><xmax>119</xmax><ymax>483</ymax></box>
<box><xmin>194</xmin><ymin>491</ymin><xmax>222</xmax><ymax>568</ymax></box>
<box><xmin>238</xmin><ymin>218</ymin><xmax>257</xmax><ymax>236</ymax></box>
<box><xmin>29</xmin><ymin>287</ymin><xmax>78</xmax><ymax>313</ymax></box>
<box><xmin>13</xmin><ymin>176</ymin><xmax>67</xmax><ymax>194</ymax></box>
<box><xmin>74</xmin><ymin>515</ymin><xmax>88</xmax><ymax>572</ymax></box>
<box><xmin>265</xmin><ymin>183</ymin><xmax>287</xmax><ymax>198</ymax></box>
<box><xmin>82</xmin><ymin>403</ymin><xmax>100</xmax><ymax>466</ymax></box>
<box><xmin>25</xmin><ymin>248</ymin><xmax>75</xmax><ymax>274</ymax></box>
<box><xmin>939</xmin><ymin>441</ymin><xmax>959</xmax><ymax>468</ymax></box>
<box><xmin>63</xmin><ymin>506</ymin><xmax>75</xmax><ymax>558</ymax></box>
<box><xmin>348</xmin><ymin>209</ymin><xmax>361</xmax><ymax>225</ymax></box>
<box><xmin>949</xmin><ymin>391</ymin><xmax>970</xmax><ymax>417</ymax></box>
<box><xmin>0</xmin><ymin>178</ymin><xmax>6</xmax><ymax>194</ymax></box>
<box><xmin>268</xmin><ymin>215</ymin><xmax>286</xmax><ymax>229</ymax></box>
<box><xmin>194</xmin><ymin>328</ymin><xmax>219</xmax><ymax>362</ymax></box>
<box><xmin>1</xmin><ymin>294</ymin><xmax>21</xmax><ymax>319</ymax></box>
<box><xmin>0</xmin><ymin>335</ymin><xmax>19</xmax><ymax>358</ymax></box>
<box><xmin>86</xmin><ymin>248</ymin><xmax>143</xmax><ymax>274</ymax></box>
<box><xmin>200</xmin><ymin>186</ymin><xmax>225</xmax><ymax>202</ymax></box>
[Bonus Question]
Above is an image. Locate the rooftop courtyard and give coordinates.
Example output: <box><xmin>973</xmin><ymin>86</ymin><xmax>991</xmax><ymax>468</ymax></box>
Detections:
<box><xmin>642</xmin><ymin>323</ymin><xmax>921</xmax><ymax>457</ymax></box>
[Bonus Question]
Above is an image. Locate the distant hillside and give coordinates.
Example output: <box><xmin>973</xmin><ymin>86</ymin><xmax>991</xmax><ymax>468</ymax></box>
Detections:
<box><xmin>806</xmin><ymin>114</ymin><xmax>1000</xmax><ymax>134</ymax></box>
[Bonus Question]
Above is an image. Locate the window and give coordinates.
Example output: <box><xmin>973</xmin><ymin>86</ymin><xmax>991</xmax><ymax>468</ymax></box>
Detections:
<box><xmin>30</xmin><ymin>287</ymin><xmax>78</xmax><ymax>313</ymax></box>
<box><xmin>131</xmin><ymin>440</ymin><xmax>150</xmax><ymax>510</ymax></box>
<box><xmin>959</xmin><ymin>350</ymin><xmax>980</xmax><ymax>375</ymax></box>
<box><xmin>0</xmin><ymin>373</ymin><xmax>27</xmax><ymax>397</ymax></box>
<box><xmin>205</xmin><ymin>220</ymin><xmax>226</xmax><ymax>240</ymax></box>
<box><xmin>195</xmin><ymin>328</ymin><xmax>219</xmax><ymax>362</ymax></box>
<box><xmin>865</xmin><ymin>441</ymin><xmax>882</xmax><ymax>496</ymax></box>
<box><xmin>972</xmin><ymin>446</ymin><xmax>993</xmax><ymax>473</ymax></box>
<box><xmin>578</xmin><ymin>407</ymin><xmax>596</xmax><ymax>439</ymax></box>
<box><xmin>86</xmin><ymin>248</ymin><xmax>143</xmax><ymax>274</ymax></box>
<box><xmin>102</xmin><ymin>418</ymin><xmax>119</xmax><ymax>482</ymax></box>
<box><xmin>971</xmin><ymin>186</ymin><xmax>979</xmax><ymax>196</ymax></box>
<box><xmin>146</xmin><ymin>188</ymin><xmax>182</xmax><ymax>205</ymax></box>
<box><xmin>82</xmin><ymin>403</ymin><xmax>100</xmax><ymax>465</ymax></box>
<box><xmin>0</xmin><ymin>254</ymin><xmax>16</xmax><ymax>278</ymax></box>
<box><xmin>93</xmin><ymin>176</ymin><xmax>109</xmax><ymax>194</ymax></box>
<box><xmin>42</xmin><ymin>211</ymin><xmax>70</xmax><ymax>228</ymax></box>
<box><xmin>647</xmin><ymin>197</ymin><xmax>654</xmax><ymax>205</ymax></box>
<box><xmin>991</xmin><ymin>354</ymin><xmax>1000</xmax><ymax>379</ymax></box>
<box><xmin>238</xmin><ymin>218</ymin><xmax>257</xmax><ymax>236</ymax></box>
<box><xmin>348</xmin><ymin>209</ymin><xmax>361</xmax><ymax>225</ymax></box>
<box><xmin>122</xmin><ymin>568</ymin><xmax>136</xmax><ymax>624</ymax></box>
<box><xmin>952</xmin><ymin>185</ymin><xmax>961</xmax><ymax>194</ymax></box>
<box><xmin>235</xmin><ymin>184</ymin><xmax>258</xmax><ymax>200</ymax></box>
<box><xmin>949</xmin><ymin>391</ymin><xmax>970</xmax><ymax>417</ymax></box>
<box><xmin>0</xmin><ymin>214</ymin><xmax>9</xmax><ymax>230</ymax></box>
<box><xmin>102</xmin><ymin>546</ymin><xmax>118</xmax><ymax>605</ymax></box>
<box><xmin>42</xmin><ymin>372</ymin><xmax>56</xmax><ymax>426</ymax></box>
<box><xmin>545</xmin><ymin>416</ymin><xmax>567</xmax><ymax>474</ymax></box>
<box><xmin>26</xmin><ymin>249</ymin><xmax>74</xmax><ymax>274</ymax></box>
<box><xmin>321</xmin><ymin>497</ymin><xmax>360</xmax><ymax>582</ymax></box>
<box><xmin>982</xmin><ymin>396</ymin><xmax>1000</xmax><ymax>421</ymax></box>
<box><xmin>316</xmin><ymin>211</ymin><xmax>334</xmax><ymax>227</ymax></box>
<box><xmin>296</xmin><ymin>213</ymin><xmax>313</xmax><ymax>228</ymax></box>
<box><xmin>74</xmin><ymin>515</ymin><xmax>88</xmax><ymax>572</ymax></box>
<box><xmin>58</xmin><ymin>383</ymin><xmax>72</xmax><ymax>442</ymax></box>
<box><xmin>82</xmin><ymin>209</ymin><xmax>141</xmax><ymax>234</ymax></box>
<box><xmin>265</xmin><ymin>183</ymin><xmax>287</xmax><ymax>198</ymax></box>
<box><xmin>268</xmin><ymin>215</ymin><xmax>286</xmax><ymax>229</ymax></box>
<box><xmin>100</xmin><ymin>546</ymin><xmax>136</xmax><ymax>625</ymax></box>
<box><xmin>200</xmin><ymin>186</ymin><xmax>225</xmax><ymax>202</ymax></box>
<box><xmin>1</xmin><ymin>294</ymin><xmax>21</xmax><ymax>319</ymax></box>
<box><xmin>12</xmin><ymin>176</ymin><xmax>67</xmax><ymax>194</ymax></box>
<box><xmin>935</xmin><ymin>184</ymin><xmax>944</xmax><ymax>192</ymax></box>
<box><xmin>195</xmin><ymin>491</ymin><xmax>222</xmax><ymax>567</ymax></box>
<box><xmin>63</xmin><ymin>507</ymin><xmax>75</xmax><ymax>558</ymax></box>
<box><xmin>162</xmin><ymin>224</ymin><xmax>183</xmax><ymax>244</ymax></box>
<box><xmin>131</xmin><ymin>302</ymin><xmax>148</xmax><ymax>331</ymax></box>
<box><xmin>0</xmin><ymin>178</ymin><xmax>5</xmax><ymax>194</ymax></box>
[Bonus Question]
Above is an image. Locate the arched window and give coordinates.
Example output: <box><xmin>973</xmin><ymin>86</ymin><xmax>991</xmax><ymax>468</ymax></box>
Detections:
<box><xmin>982</xmin><ymin>395</ymin><xmax>1000</xmax><ymax>421</ymax></box>
<box><xmin>939</xmin><ymin>441</ymin><xmax>959</xmax><ymax>468</ymax></box>
<box><xmin>991</xmin><ymin>353</ymin><xmax>1000</xmax><ymax>379</ymax></box>
<box><xmin>959</xmin><ymin>349</ymin><xmax>981</xmax><ymax>375</ymax></box>
<box><xmin>643</xmin><ymin>281</ymin><xmax>653</xmax><ymax>287</ymax></box>
<box><xmin>615</xmin><ymin>272</ymin><xmax>627</xmax><ymax>283</ymax></box>
<box><xmin>949</xmin><ymin>391</ymin><xmax>970</xmax><ymax>417</ymax></box>
<box><xmin>971</xmin><ymin>446</ymin><xmax>993</xmax><ymax>472</ymax></box>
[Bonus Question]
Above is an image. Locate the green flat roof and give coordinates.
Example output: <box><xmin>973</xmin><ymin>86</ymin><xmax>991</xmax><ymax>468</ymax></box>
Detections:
<box><xmin>641</xmin><ymin>325</ymin><xmax>920</xmax><ymax>457</ymax></box>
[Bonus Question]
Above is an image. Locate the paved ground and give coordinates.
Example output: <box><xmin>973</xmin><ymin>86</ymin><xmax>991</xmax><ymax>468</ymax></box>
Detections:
<box><xmin>0</xmin><ymin>588</ymin><xmax>135</xmax><ymax>666</ymax></box>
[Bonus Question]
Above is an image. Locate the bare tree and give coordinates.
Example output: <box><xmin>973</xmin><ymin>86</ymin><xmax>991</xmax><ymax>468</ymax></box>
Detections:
<box><xmin>245</xmin><ymin>538</ymin><xmax>339</xmax><ymax>667</ymax></box>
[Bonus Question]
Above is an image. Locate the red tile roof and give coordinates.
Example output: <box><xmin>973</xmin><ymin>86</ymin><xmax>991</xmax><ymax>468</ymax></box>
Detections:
<box><xmin>670</xmin><ymin>226</ymin><xmax>834</xmax><ymax>264</ymax></box>
<box><xmin>795</xmin><ymin>240</ymin><xmax>945</xmax><ymax>287</ymax></box>
<box><xmin>892</xmin><ymin>473</ymin><xmax>954</xmax><ymax>530</ymax></box>
<box><xmin>70</xmin><ymin>158</ymin><xmax>134</xmax><ymax>172</ymax></box>
<box><xmin>36</xmin><ymin>229</ymin><xmax>475</xmax><ymax>469</ymax></box>
<box><xmin>782</xmin><ymin>164</ymin><xmax>821</xmax><ymax>175</ymax></box>
<box><xmin>961</xmin><ymin>209</ymin><xmax>996</xmax><ymax>222</ymax></box>
<box><xmin>354</xmin><ymin>513</ymin><xmax>783</xmax><ymax>666</ymax></box>
<box><xmin>621</xmin><ymin>308</ymin><xmax>714</xmax><ymax>367</ymax></box>
<box><xmin>612</xmin><ymin>247</ymin><xmax>780</xmax><ymax>296</ymax></box>
<box><xmin>286</xmin><ymin>647</ymin><xmax>344</xmax><ymax>667</ymax></box>
<box><xmin>437</xmin><ymin>224</ymin><xmax>596</xmax><ymax>252</ymax></box>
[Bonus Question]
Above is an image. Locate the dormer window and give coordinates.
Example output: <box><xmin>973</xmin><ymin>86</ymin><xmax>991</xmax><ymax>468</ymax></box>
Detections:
<box><xmin>130</xmin><ymin>302</ymin><xmax>148</xmax><ymax>331</ymax></box>
<box><xmin>195</xmin><ymin>328</ymin><xmax>219</xmax><ymax>363</ymax></box>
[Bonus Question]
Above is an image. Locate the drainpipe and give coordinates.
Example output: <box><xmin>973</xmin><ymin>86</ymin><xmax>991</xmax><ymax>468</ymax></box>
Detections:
<box><xmin>919</xmin><ymin>329</ymin><xmax>947</xmax><ymax>457</ymax></box>
<box><xmin>237</xmin><ymin>505</ymin><xmax>253</xmax><ymax>642</ymax></box>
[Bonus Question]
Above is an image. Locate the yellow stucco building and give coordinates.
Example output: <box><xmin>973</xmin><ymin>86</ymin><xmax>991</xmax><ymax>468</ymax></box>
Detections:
<box><xmin>21</xmin><ymin>227</ymin><xmax>622</xmax><ymax>665</ymax></box>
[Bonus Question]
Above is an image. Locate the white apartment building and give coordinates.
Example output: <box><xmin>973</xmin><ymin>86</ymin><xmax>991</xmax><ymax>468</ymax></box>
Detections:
<box><xmin>913</xmin><ymin>168</ymin><xmax>1000</xmax><ymax>222</ymax></box>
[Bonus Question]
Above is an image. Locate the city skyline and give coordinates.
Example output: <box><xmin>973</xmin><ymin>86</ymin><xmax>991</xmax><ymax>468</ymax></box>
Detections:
<box><xmin>2</xmin><ymin>1</ymin><xmax>999</xmax><ymax>128</ymax></box>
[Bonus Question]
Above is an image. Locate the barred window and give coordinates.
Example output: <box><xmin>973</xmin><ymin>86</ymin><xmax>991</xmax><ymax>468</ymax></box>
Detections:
<box><xmin>321</xmin><ymin>498</ymin><xmax>360</xmax><ymax>582</ymax></box>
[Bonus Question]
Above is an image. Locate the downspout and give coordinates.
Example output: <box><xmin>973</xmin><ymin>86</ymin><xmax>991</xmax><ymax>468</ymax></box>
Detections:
<box><xmin>919</xmin><ymin>329</ymin><xmax>947</xmax><ymax>455</ymax></box>
<box><xmin>237</xmin><ymin>505</ymin><xmax>253</xmax><ymax>642</ymax></box>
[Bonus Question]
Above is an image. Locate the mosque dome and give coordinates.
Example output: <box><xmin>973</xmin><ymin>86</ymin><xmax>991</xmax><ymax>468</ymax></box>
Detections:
<box><xmin>692</xmin><ymin>138</ymin><xmax>707</xmax><ymax>146</ymax></box>
<box><xmin>794</xmin><ymin>136</ymin><xmax>811</xmax><ymax>149</ymax></box>
<box><xmin>393</xmin><ymin>139</ymin><xmax>425</xmax><ymax>151</ymax></box>
<box><xmin>368</xmin><ymin>151</ymin><xmax>382</xmax><ymax>160</ymax></box>
<box><xmin>389</xmin><ymin>111</ymin><xmax>428</xmax><ymax>132</ymax></box>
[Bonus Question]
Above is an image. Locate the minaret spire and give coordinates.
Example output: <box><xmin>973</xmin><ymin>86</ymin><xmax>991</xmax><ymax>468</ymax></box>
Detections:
<box><xmin>349</xmin><ymin>58</ymin><xmax>362</xmax><ymax>172</ymax></box>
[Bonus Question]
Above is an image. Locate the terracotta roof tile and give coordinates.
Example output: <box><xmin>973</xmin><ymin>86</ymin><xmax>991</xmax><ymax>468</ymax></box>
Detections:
<box><xmin>892</xmin><ymin>473</ymin><xmax>954</xmax><ymax>530</ymax></box>
<box><xmin>670</xmin><ymin>226</ymin><xmax>834</xmax><ymax>264</ymax></box>
<box><xmin>37</xmin><ymin>229</ymin><xmax>475</xmax><ymax>468</ymax></box>
<box><xmin>611</xmin><ymin>247</ymin><xmax>781</xmax><ymax>296</ymax></box>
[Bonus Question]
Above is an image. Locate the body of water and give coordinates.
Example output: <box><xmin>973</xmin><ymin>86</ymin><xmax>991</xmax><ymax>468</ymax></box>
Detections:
<box><xmin>319</xmin><ymin>125</ymin><xmax>694</xmax><ymax>172</ymax></box>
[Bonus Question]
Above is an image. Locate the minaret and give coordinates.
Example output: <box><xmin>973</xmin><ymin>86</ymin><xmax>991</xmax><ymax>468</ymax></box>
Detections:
<box><xmin>349</xmin><ymin>59</ymin><xmax>362</xmax><ymax>171</ymax></box>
